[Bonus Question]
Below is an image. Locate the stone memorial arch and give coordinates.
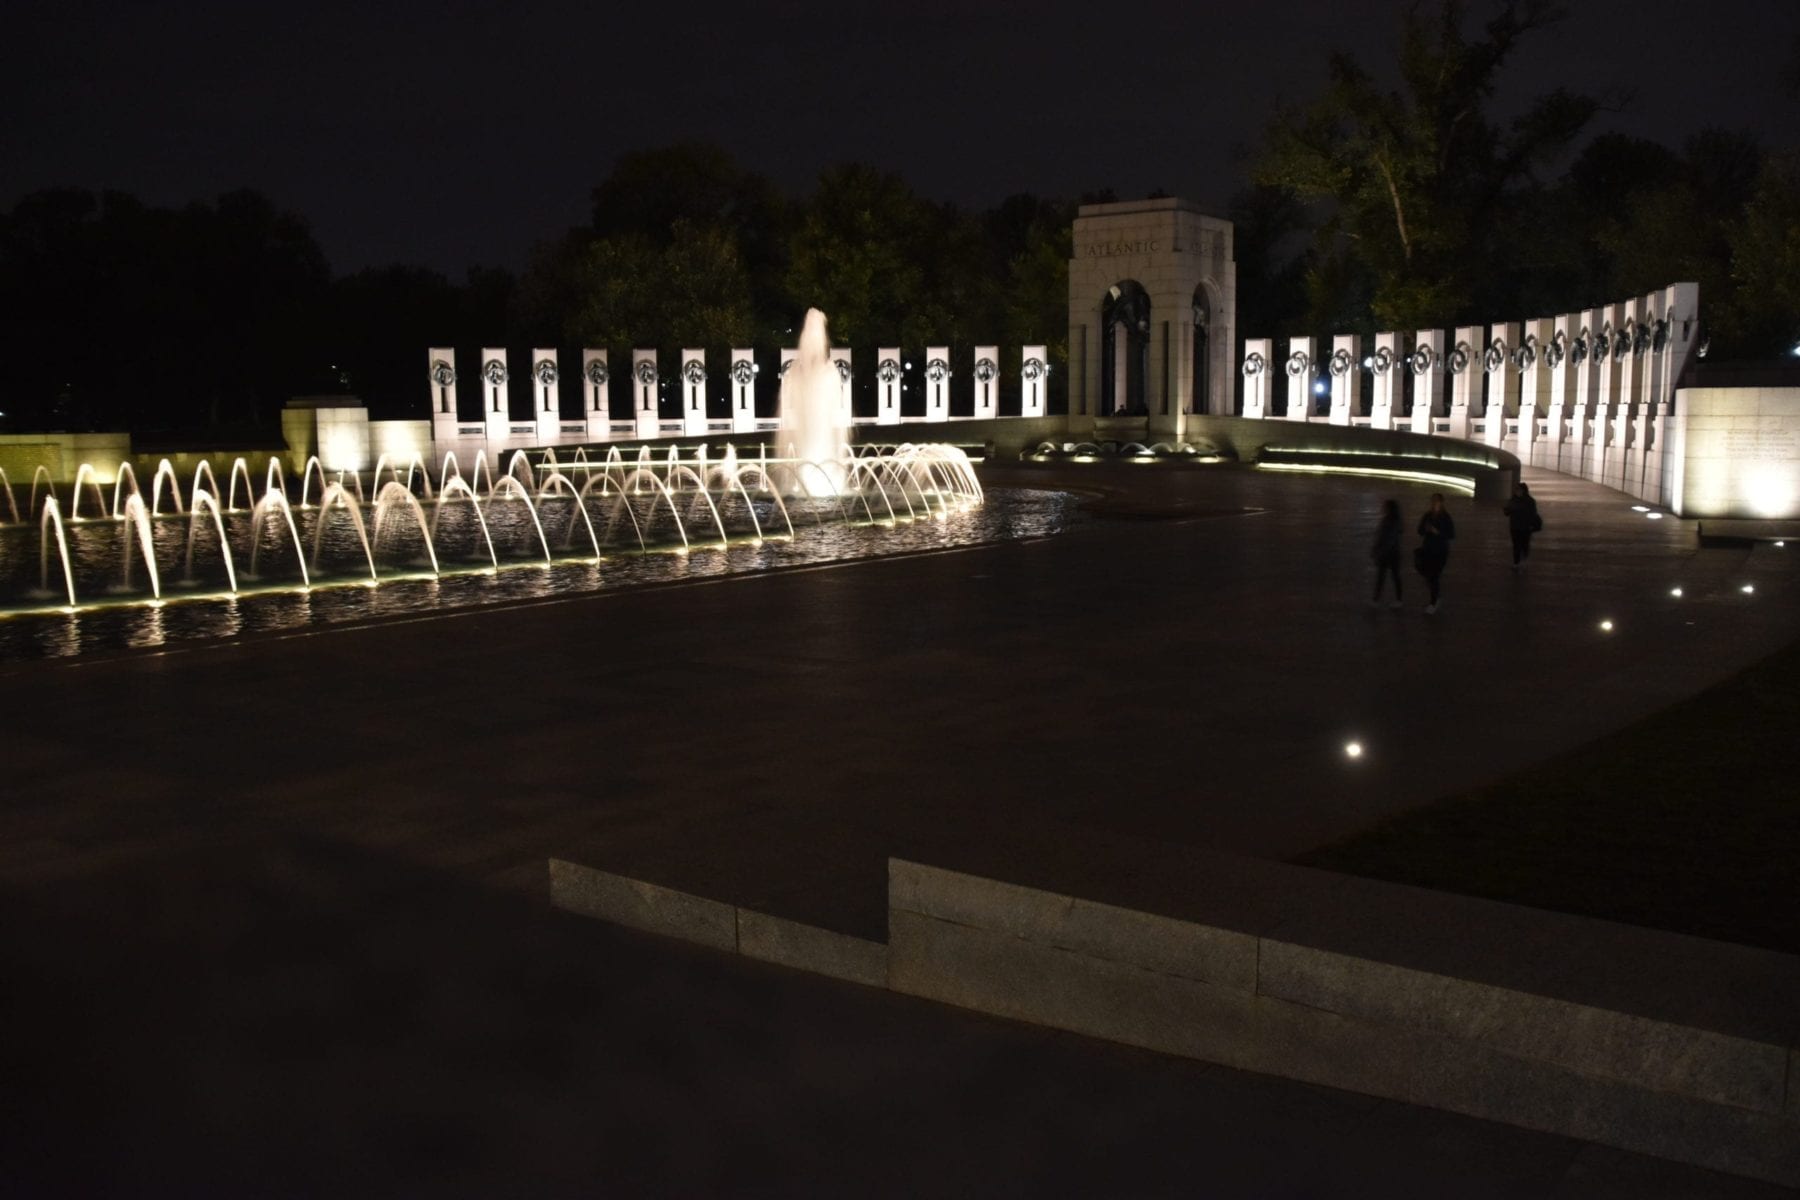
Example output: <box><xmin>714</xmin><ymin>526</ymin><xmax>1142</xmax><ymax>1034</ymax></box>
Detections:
<box><xmin>1068</xmin><ymin>197</ymin><xmax>1237</xmax><ymax>441</ymax></box>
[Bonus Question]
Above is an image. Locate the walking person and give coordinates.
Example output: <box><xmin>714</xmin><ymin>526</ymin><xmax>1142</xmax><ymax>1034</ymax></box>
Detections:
<box><xmin>1503</xmin><ymin>481</ymin><xmax>1541</xmax><ymax>569</ymax></box>
<box><xmin>1370</xmin><ymin>499</ymin><xmax>1403</xmax><ymax>608</ymax></box>
<box><xmin>1415</xmin><ymin>493</ymin><xmax>1456</xmax><ymax>615</ymax></box>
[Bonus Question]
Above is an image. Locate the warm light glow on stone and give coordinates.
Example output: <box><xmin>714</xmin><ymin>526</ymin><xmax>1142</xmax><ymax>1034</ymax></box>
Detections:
<box><xmin>1344</xmin><ymin>741</ymin><xmax>1364</xmax><ymax>759</ymax></box>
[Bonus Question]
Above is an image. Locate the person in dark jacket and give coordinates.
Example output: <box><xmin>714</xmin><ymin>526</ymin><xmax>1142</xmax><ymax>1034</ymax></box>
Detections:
<box><xmin>1415</xmin><ymin>493</ymin><xmax>1456</xmax><ymax>614</ymax></box>
<box><xmin>1370</xmin><ymin>498</ymin><xmax>1403</xmax><ymax>608</ymax></box>
<box><xmin>1503</xmin><ymin>481</ymin><xmax>1541</xmax><ymax>568</ymax></box>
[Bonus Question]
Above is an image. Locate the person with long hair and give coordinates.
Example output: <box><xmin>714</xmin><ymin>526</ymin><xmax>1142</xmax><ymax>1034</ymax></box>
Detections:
<box><xmin>1415</xmin><ymin>493</ymin><xmax>1456</xmax><ymax>614</ymax></box>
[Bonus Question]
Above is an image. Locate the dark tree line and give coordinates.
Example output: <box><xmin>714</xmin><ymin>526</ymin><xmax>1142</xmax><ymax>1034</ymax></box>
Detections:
<box><xmin>0</xmin><ymin>149</ymin><xmax>1072</xmax><ymax>435</ymax></box>
<box><xmin>1241</xmin><ymin>1</ymin><xmax>1800</xmax><ymax>359</ymax></box>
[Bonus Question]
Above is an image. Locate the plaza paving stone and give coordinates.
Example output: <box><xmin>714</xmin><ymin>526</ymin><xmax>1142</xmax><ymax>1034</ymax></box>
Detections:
<box><xmin>2</xmin><ymin>461</ymin><xmax>1795</xmax><ymax>1194</ymax></box>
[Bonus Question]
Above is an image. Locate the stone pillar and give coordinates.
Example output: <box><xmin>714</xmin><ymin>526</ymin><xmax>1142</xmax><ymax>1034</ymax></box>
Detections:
<box><xmin>876</xmin><ymin>349</ymin><xmax>902</xmax><ymax>425</ymax></box>
<box><xmin>632</xmin><ymin>350</ymin><xmax>659</xmax><ymax>440</ymax></box>
<box><xmin>1608</xmin><ymin>300</ymin><xmax>1643</xmax><ymax>490</ymax></box>
<box><xmin>1636</xmin><ymin>298</ymin><xmax>1666</xmax><ymax>501</ymax></box>
<box><xmin>1445</xmin><ymin>326</ymin><xmax>1479</xmax><ymax>439</ymax></box>
<box><xmin>830</xmin><ymin>348</ymin><xmax>852</xmax><ymax>425</ymax></box>
<box><xmin>1514</xmin><ymin>320</ymin><xmax>1550</xmax><ymax>462</ymax></box>
<box><xmin>1283</xmin><ymin>337</ymin><xmax>1315</xmax><ymax>421</ymax></box>
<box><xmin>1020</xmin><ymin>345</ymin><xmax>1047</xmax><ymax>418</ymax></box>
<box><xmin>1662</xmin><ymin>282</ymin><xmax>1699</xmax><ymax>415</ymax></box>
<box><xmin>1241</xmin><ymin>339</ymin><xmax>1272</xmax><ymax>420</ymax></box>
<box><xmin>1483</xmin><ymin>323</ymin><xmax>1518</xmax><ymax>449</ymax></box>
<box><xmin>1589</xmin><ymin>307</ymin><xmax>1622</xmax><ymax>483</ymax></box>
<box><xmin>1569</xmin><ymin>311</ymin><xmax>1600</xmax><ymax>477</ymax></box>
<box><xmin>481</xmin><ymin>347</ymin><xmax>511</xmax><ymax>445</ymax></box>
<box><xmin>924</xmin><ymin>346</ymin><xmax>950</xmax><ymax>422</ymax></box>
<box><xmin>1327</xmin><ymin>335</ymin><xmax>1359</xmax><ymax>425</ymax></box>
<box><xmin>973</xmin><ymin>346</ymin><xmax>999</xmax><ymax>419</ymax></box>
<box><xmin>428</xmin><ymin>347</ymin><xmax>460</xmax><ymax>451</ymax></box>
<box><xmin>532</xmin><ymin>349</ymin><xmax>561</xmax><ymax>444</ymax></box>
<box><xmin>582</xmin><ymin>350</ymin><xmax>610</xmax><ymax>441</ymax></box>
<box><xmin>1367</xmin><ymin>333</ymin><xmax>1399</xmax><ymax>430</ymax></box>
<box><xmin>1409</xmin><ymin>330</ymin><xmax>1444</xmax><ymax>435</ymax></box>
<box><xmin>1544</xmin><ymin>316</ymin><xmax>1574</xmax><ymax>472</ymax></box>
<box><xmin>679</xmin><ymin>349</ymin><xmax>707</xmax><ymax>437</ymax></box>
<box><xmin>1112</xmin><ymin>324</ymin><xmax>1128</xmax><ymax>413</ymax></box>
<box><xmin>730</xmin><ymin>350</ymin><xmax>757</xmax><ymax>435</ymax></box>
<box><xmin>1657</xmin><ymin>283</ymin><xmax>1702</xmax><ymax>510</ymax></box>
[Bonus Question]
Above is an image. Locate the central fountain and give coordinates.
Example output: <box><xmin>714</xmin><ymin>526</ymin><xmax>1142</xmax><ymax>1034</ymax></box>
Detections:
<box><xmin>776</xmin><ymin>308</ymin><xmax>849</xmax><ymax>497</ymax></box>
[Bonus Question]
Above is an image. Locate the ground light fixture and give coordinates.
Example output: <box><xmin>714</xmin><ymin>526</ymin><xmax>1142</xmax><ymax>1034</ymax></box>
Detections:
<box><xmin>1742</xmin><ymin>583</ymin><xmax>1756</xmax><ymax>594</ymax></box>
<box><xmin>1599</xmin><ymin>619</ymin><xmax>1615</xmax><ymax>632</ymax></box>
<box><xmin>1631</xmin><ymin>505</ymin><xmax>1648</xmax><ymax>512</ymax></box>
<box><xmin>1646</xmin><ymin>512</ymin><xmax>1664</xmax><ymax>520</ymax></box>
<box><xmin>1344</xmin><ymin>741</ymin><xmax>1364</xmax><ymax>760</ymax></box>
<box><xmin>1670</xmin><ymin>586</ymin><xmax>1684</xmax><ymax>598</ymax></box>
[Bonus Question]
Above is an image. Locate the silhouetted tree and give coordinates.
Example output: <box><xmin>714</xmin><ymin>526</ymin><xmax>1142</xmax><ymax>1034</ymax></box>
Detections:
<box><xmin>1252</xmin><ymin>1</ymin><xmax>1598</xmax><ymax>329</ymax></box>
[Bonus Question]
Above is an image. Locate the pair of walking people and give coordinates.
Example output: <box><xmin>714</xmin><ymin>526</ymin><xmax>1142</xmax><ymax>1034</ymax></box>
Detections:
<box><xmin>1370</xmin><ymin>495</ymin><xmax>1455</xmax><ymax>614</ymax></box>
<box><xmin>1369</xmin><ymin>483</ymin><xmax>1541</xmax><ymax>613</ymax></box>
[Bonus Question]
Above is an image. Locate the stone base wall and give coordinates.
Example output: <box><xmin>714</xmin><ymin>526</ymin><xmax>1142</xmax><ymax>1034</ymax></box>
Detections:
<box><xmin>550</xmin><ymin>852</ymin><xmax>1800</xmax><ymax>1188</ymax></box>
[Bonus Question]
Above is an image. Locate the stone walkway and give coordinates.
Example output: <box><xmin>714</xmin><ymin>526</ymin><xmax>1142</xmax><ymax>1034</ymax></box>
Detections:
<box><xmin>2</xmin><ymin>461</ymin><xmax>1795</xmax><ymax>1194</ymax></box>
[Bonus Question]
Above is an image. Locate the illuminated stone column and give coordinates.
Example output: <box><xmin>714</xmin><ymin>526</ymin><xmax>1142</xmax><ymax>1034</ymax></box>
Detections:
<box><xmin>1283</xmin><ymin>337</ymin><xmax>1314</xmax><ymax>421</ymax></box>
<box><xmin>876</xmin><ymin>348</ymin><xmax>902</xmax><ymax>425</ymax></box>
<box><xmin>1569</xmin><ymin>311</ymin><xmax>1599</xmax><ymax>477</ymax></box>
<box><xmin>1544</xmin><ymin>315</ymin><xmax>1575</xmax><ymax>471</ymax></box>
<box><xmin>1367</xmin><ymin>333</ymin><xmax>1399</xmax><ymax>430</ymax></box>
<box><xmin>681</xmin><ymin>349</ymin><xmax>708</xmax><ymax>437</ymax></box>
<box><xmin>1658</xmin><ymin>282</ymin><xmax>1702</xmax><ymax>510</ymax></box>
<box><xmin>1514</xmin><ymin>320</ymin><xmax>1549</xmax><ymax>463</ymax></box>
<box><xmin>1606</xmin><ymin>300</ymin><xmax>1642</xmax><ymax>490</ymax></box>
<box><xmin>1409</xmin><ymin>329</ymin><xmax>1444</xmax><ymax>435</ymax></box>
<box><xmin>428</xmin><ymin>347</ymin><xmax>460</xmax><ymax>451</ymax></box>
<box><xmin>481</xmin><ymin>347</ymin><xmax>511</xmax><ymax>445</ymax></box>
<box><xmin>1662</xmin><ymin>282</ymin><xmax>1699</xmax><ymax>415</ymax></box>
<box><xmin>1241</xmin><ymin>339</ymin><xmax>1271</xmax><ymax>419</ymax></box>
<box><xmin>1327</xmin><ymin>335</ymin><xmax>1359</xmax><ymax>425</ymax></box>
<box><xmin>1482</xmin><ymin>323</ymin><xmax>1518</xmax><ymax>449</ymax></box>
<box><xmin>730</xmin><ymin>350</ymin><xmax>757</xmax><ymax>435</ymax></box>
<box><xmin>830</xmin><ymin>348</ymin><xmax>852</xmax><ymax>425</ymax></box>
<box><xmin>1020</xmin><ymin>345</ymin><xmax>1047</xmax><ymax>418</ymax></box>
<box><xmin>1590</xmin><ymin>306</ymin><xmax>1624</xmax><ymax>483</ymax></box>
<box><xmin>1443</xmin><ymin>326</ymin><xmax>1479</xmax><ymax>440</ymax></box>
<box><xmin>924</xmin><ymin>346</ymin><xmax>950</xmax><ymax>422</ymax></box>
<box><xmin>972</xmin><ymin>346</ymin><xmax>999</xmax><ymax>419</ymax></box>
<box><xmin>582</xmin><ymin>350</ymin><xmax>610</xmax><ymax>441</ymax></box>
<box><xmin>632</xmin><ymin>350</ymin><xmax>659</xmax><ymax>440</ymax></box>
<box><xmin>532</xmin><ymin>349</ymin><xmax>561</xmax><ymax>444</ymax></box>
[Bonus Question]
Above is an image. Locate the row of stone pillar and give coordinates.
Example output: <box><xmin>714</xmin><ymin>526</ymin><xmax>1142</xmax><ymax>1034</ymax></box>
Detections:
<box><xmin>425</xmin><ymin>344</ymin><xmax>1052</xmax><ymax>446</ymax></box>
<box><xmin>1239</xmin><ymin>284</ymin><xmax>1699</xmax><ymax>493</ymax></box>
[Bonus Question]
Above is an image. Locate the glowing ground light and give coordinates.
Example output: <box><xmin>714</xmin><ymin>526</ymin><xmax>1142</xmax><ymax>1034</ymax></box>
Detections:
<box><xmin>1776</xmin><ymin>541</ymin><xmax>1787</xmax><ymax>548</ymax></box>
<box><xmin>1670</xmin><ymin>587</ymin><xmax>1684</xmax><ymax>598</ymax></box>
<box><xmin>1599</xmin><ymin>619</ymin><xmax>1614</xmax><ymax>632</ymax></box>
<box><xmin>1646</xmin><ymin>512</ymin><xmax>1664</xmax><ymax>520</ymax></box>
<box><xmin>1344</xmin><ymin>741</ymin><xmax>1364</xmax><ymax>760</ymax></box>
<box><xmin>1742</xmin><ymin>584</ymin><xmax>1756</xmax><ymax>594</ymax></box>
<box><xmin>1631</xmin><ymin>505</ymin><xmax>1649</xmax><ymax>512</ymax></box>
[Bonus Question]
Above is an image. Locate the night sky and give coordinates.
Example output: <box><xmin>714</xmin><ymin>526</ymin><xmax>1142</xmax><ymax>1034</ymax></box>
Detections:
<box><xmin>7</xmin><ymin>0</ymin><xmax>1796</xmax><ymax>276</ymax></box>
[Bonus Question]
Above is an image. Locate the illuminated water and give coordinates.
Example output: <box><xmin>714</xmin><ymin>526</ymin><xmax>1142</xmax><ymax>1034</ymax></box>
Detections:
<box><xmin>0</xmin><ymin>486</ymin><xmax>1078</xmax><ymax>661</ymax></box>
<box><xmin>777</xmin><ymin>308</ymin><xmax>849</xmax><ymax>494</ymax></box>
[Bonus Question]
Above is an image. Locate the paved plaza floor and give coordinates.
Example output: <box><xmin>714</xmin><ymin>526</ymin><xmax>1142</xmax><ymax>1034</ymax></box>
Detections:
<box><xmin>3</xmin><ymin>461</ymin><xmax>1796</xmax><ymax>1194</ymax></box>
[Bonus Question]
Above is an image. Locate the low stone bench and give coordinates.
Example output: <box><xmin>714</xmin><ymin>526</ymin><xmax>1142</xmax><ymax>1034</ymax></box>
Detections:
<box><xmin>551</xmin><ymin>847</ymin><xmax>1800</xmax><ymax>1187</ymax></box>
